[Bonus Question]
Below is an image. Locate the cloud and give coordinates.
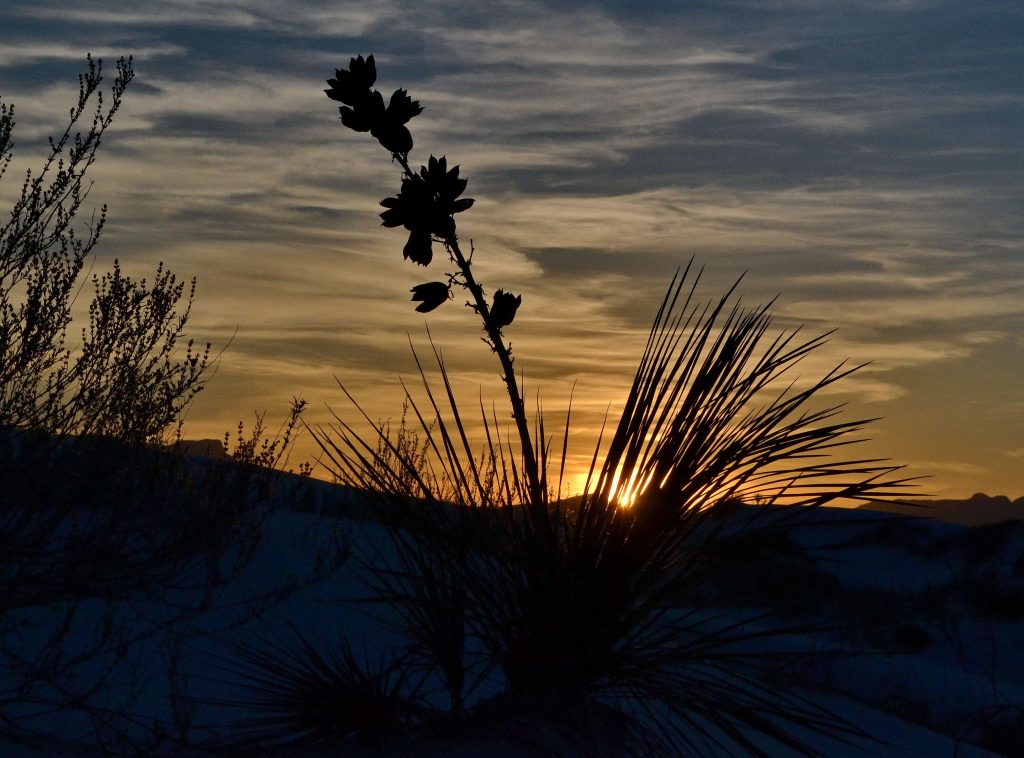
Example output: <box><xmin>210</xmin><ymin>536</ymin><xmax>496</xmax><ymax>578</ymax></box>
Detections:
<box><xmin>0</xmin><ymin>41</ymin><xmax>185</xmax><ymax>67</ymax></box>
<box><xmin>0</xmin><ymin>0</ymin><xmax>1021</xmax><ymax>497</ymax></box>
<box><xmin>9</xmin><ymin>1</ymin><xmax>393</xmax><ymax>35</ymax></box>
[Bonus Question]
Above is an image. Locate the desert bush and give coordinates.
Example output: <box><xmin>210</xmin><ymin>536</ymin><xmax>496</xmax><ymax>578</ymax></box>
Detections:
<box><xmin>887</xmin><ymin>622</ymin><xmax>931</xmax><ymax>653</ymax></box>
<box><xmin>226</xmin><ymin>398</ymin><xmax>309</xmax><ymax>472</ymax></box>
<box><xmin>0</xmin><ymin>429</ymin><xmax>269</xmax><ymax>748</ymax></box>
<box><xmin>689</xmin><ymin>523</ymin><xmax>846</xmax><ymax>617</ymax></box>
<box><xmin>0</xmin><ymin>422</ymin><xmax>343</xmax><ymax>751</ymax></box>
<box><xmin>0</xmin><ymin>54</ymin><xmax>209</xmax><ymax>443</ymax></box>
<box><xmin>932</xmin><ymin>520</ymin><xmax>1022</xmax><ymax>564</ymax></box>
<box><xmin>222</xmin><ymin>54</ymin><xmax>912</xmax><ymax>755</ymax></box>
<box><xmin>964</xmin><ymin>570</ymin><xmax>1024</xmax><ymax>619</ymax></box>
<box><xmin>0</xmin><ymin>58</ymin><xmax>339</xmax><ymax>752</ymax></box>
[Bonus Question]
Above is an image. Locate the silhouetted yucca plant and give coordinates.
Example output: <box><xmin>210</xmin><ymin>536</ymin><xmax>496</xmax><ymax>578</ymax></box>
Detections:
<box><xmin>206</xmin><ymin>624</ymin><xmax>420</xmax><ymax>752</ymax></box>
<box><xmin>315</xmin><ymin>270</ymin><xmax>909</xmax><ymax>754</ymax></box>
<box><xmin>223</xmin><ymin>55</ymin><xmax>911</xmax><ymax>755</ymax></box>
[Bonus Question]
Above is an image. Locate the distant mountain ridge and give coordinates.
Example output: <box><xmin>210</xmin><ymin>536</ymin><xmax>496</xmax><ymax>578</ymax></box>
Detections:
<box><xmin>857</xmin><ymin>492</ymin><xmax>1024</xmax><ymax>526</ymax></box>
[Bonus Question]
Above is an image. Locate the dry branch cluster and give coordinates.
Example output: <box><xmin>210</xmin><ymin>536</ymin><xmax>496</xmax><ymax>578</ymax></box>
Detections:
<box><xmin>0</xmin><ymin>58</ymin><xmax>334</xmax><ymax>752</ymax></box>
<box><xmin>0</xmin><ymin>56</ymin><xmax>209</xmax><ymax>444</ymax></box>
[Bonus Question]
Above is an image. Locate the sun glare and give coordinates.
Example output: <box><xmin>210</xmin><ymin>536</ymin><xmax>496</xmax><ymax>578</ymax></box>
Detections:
<box><xmin>616</xmin><ymin>488</ymin><xmax>638</xmax><ymax>509</ymax></box>
<box><xmin>612</xmin><ymin>468</ymin><xmax>654</xmax><ymax>510</ymax></box>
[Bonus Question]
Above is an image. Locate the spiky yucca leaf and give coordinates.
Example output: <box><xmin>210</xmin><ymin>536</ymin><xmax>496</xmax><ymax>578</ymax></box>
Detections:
<box><xmin>588</xmin><ymin>263</ymin><xmax>909</xmax><ymax>535</ymax></box>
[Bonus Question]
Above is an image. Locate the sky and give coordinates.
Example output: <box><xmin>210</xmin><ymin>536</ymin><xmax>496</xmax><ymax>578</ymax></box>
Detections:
<box><xmin>1</xmin><ymin>0</ymin><xmax>1021</xmax><ymax>499</ymax></box>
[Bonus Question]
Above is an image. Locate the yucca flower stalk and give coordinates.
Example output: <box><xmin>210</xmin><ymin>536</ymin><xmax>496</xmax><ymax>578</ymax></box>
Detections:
<box><xmin>325</xmin><ymin>54</ymin><xmax>543</xmax><ymax>505</ymax></box>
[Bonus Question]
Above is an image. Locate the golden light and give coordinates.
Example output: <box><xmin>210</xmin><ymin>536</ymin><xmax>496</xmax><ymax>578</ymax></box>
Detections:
<box><xmin>613</xmin><ymin>468</ymin><xmax>654</xmax><ymax>510</ymax></box>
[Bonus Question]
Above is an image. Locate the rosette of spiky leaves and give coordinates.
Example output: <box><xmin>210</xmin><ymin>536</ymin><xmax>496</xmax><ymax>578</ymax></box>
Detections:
<box><xmin>314</xmin><ymin>267</ymin><xmax>911</xmax><ymax>755</ymax></box>
<box><xmin>380</xmin><ymin>156</ymin><xmax>474</xmax><ymax>266</ymax></box>
<box><xmin>467</xmin><ymin>266</ymin><xmax>910</xmax><ymax>753</ymax></box>
<box><xmin>206</xmin><ymin>624</ymin><xmax>421</xmax><ymax>751</ymax></box>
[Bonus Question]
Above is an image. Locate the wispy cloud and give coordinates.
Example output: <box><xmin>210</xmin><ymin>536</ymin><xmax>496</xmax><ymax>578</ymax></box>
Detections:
<box><xmin>0</xmin><ymin>41</ymin><xmax>185</xmax><ymax>67</ymax></box>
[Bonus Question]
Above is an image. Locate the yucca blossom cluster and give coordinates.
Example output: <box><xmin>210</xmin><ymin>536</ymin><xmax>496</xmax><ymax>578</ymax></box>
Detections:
<box><xmin>326</xmin><ymin>55</ymin><xmax>521</xmax><ymax>329</ymax></box>
<box><xmin>325</xmin><ymin>54</ymin><xmax>420</xmax><ymax>155</ymax></box>
<box><xmin>379</xmin><ymin>155</ymin><xmax>474</xmax><ymax>268</ymax></box>
<box><xmin>327</xmin><ymin>54</ymin><xmax>540</xmax><ymax>499</ymax></box>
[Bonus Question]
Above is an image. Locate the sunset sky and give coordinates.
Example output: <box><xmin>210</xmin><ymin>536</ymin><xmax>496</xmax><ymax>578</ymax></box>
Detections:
<box><xmin>2</xmin><ymin>1</ymin><xmax>1021</xmax><ymax>498</ymax></box>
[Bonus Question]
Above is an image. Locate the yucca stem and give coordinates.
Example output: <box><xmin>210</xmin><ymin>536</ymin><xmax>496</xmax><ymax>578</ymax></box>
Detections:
<box><xmin>395</xmin><ymin>153</ymin><xmax>542</xmax><ymax>505</ymax></box>
<box><xmin>451</xmin><ymin>238</ymin><xmax>542</xmax><ymax>504</ymax></box>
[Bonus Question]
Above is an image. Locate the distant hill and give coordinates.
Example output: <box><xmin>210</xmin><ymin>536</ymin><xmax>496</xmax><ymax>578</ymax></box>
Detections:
<box><xmin>177</xmin><ymin>438</ymin><xmax>226</xmax><ymax>458</ymax></box>
<box><xmin>857</xmin><ymin>492</ymin><xmax>1024</xmax><ymax>526</ymax></box>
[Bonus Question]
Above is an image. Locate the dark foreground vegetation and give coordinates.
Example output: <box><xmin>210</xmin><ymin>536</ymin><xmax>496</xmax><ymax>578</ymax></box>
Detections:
<box><xmin>0</xmin><ymin>57</ymin><xmax>340</xmax><ymax>751</ymax></box>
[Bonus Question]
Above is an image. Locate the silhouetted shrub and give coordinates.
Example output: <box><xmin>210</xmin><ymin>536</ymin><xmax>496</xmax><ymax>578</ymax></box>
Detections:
<box><xmin>0</xmin><ymin>427</ymin><xmax>269</xmax><ymax>746</ymax></box>
<box><xmin>0</xmin><ymin>58</ymin><xmax>332</xmax><ymax>751</ymax></box>
<box><xmin>934</xmin><ymin>520</ymin><xmax>1021</xmax><ymax>564</ymax></box>
<box><xmin>208</xmin><ymin>625</ymin><xmax>419</xmax><ymax>752</ymax></box>
<box><xmin>226</xmin><ymin>397</ymin><xmax>311</xmax><ymax>475</ymax></box>
<box><xmin>695</xmin><ymin>525</ymin><xmax>846</xmax><ymax>617</ymax></box>
<box><xmin>0</xmin><ymin>55</ymin><xmax>209</xmax><ymax>445</ymax></box>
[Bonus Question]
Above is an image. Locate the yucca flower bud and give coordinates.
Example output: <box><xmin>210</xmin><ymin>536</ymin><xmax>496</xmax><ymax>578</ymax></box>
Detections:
<box><xmin>403</xmin><ymin>230</ymin><xmax>433</xmax><ymax>266</ymax></box>
<box><xmin>325</xmin><ymin>54</ymin><xmax>377</xmax><ymax>105</ymax></box>
<box><xmin>491</xmin><ymin>289</ymin><xmax>522</xmax><ymax>328</ymax></box>
<box><xmin>410</xmin><ymin>281</ymin><xmax>450</xmax><ymax>313</ymax></box>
